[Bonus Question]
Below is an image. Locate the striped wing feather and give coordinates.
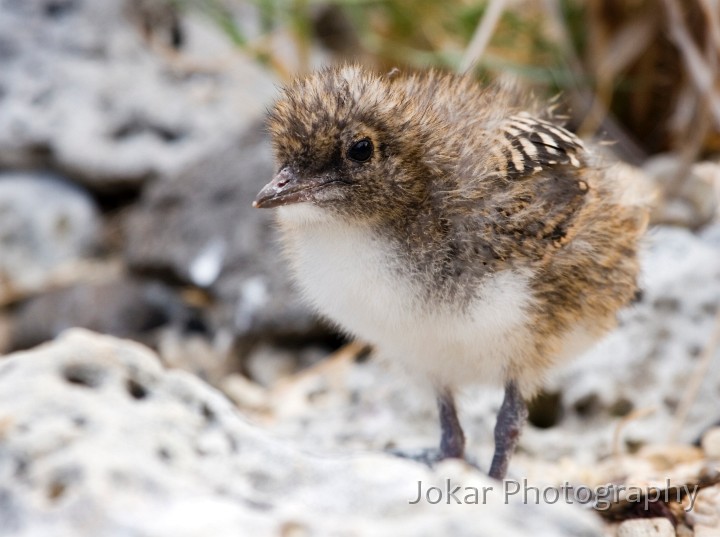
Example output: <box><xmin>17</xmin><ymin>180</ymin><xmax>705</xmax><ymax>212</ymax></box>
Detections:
<box><xmin>493</xmin><ymin>112</ymin><xmax>585</xmax><ymax>176</ymax></box>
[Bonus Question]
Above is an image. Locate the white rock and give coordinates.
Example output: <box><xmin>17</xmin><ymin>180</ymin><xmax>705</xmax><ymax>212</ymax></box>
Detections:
<box><xmin>0</xmin><ymin>0</ymin><xmax>275</xmax><ymax>190</ymax></box>
<box><xmin>687</xmin><ymin>485</ymin><xmax>720</xmax><ymax>534</ymax></box>
<box><xmin>617</xmin><ymin>518</ymin><xmax>675</xmax><ymax>537</ymax></box>
<box><xmin>0</xmin><ymin>329</ymin><xmax>604</xmax><ymax>537</ymax></box>
<box><xmin>702</xmin><ymin>428</ymin><xmax>720</xmax><ymax>460</ymax></box>
<box><xmin>0</xmin><ymin>172</ymin><xmax>100</xmax><ymax>305</ymax></box>
<box><xmin>644</xmin><ymin>154</ymin><xmax>718</xmax><ymax>228</ymax></box>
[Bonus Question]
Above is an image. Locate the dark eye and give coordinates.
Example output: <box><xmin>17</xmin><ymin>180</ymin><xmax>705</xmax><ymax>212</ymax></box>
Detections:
<box><xmin>347</xmin><ymin>138</ymin><xmax>373</xmax><ymax>162</ymax></box>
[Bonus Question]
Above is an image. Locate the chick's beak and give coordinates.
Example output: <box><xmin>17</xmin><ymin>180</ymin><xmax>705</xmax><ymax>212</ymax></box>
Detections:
<box><xmin>253</xmin><ymin>168</ymin><xmax>333</xmax><ymax>209</ymax></box>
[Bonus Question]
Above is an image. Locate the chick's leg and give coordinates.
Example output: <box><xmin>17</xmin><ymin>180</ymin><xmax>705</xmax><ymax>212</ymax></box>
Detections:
<box><xmin>437</xmin><ymin>389</ymin><xmax>465</xmax><ymax>459</ymax></box>
<box><xmin>488</xmin><ymin>380</ymin><xmax>527</xmax><ymax>480</ymax></box>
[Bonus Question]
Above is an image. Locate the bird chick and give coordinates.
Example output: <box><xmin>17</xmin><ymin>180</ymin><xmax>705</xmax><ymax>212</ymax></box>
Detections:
<box><xmin>254</xmin><ymin>65</ymin><xmax>648</xmax><ymax>479</ymax></box>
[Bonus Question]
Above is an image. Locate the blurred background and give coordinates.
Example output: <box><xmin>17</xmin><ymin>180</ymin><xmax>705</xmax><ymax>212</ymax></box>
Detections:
<box><xmin>0</xmin><ymin>0</ymin><xmax>720</xmax><ymax>535</ymax></box>
<box><xmin>1</xmin><ymin>0</ymin><xmax>720</xmax><ymax>478</ymax></box>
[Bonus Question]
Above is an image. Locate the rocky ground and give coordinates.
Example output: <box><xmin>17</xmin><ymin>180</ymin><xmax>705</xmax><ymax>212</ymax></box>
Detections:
<box><xmin>1</xmin><ymin>1</ymin><xmax>720</xmax><ymax>536</ymax></box>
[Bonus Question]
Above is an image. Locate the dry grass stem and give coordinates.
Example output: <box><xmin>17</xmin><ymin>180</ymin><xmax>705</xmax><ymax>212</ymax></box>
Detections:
<box><xmin>662</xmin><ymin>0</ymin><xmax>720</xmax><ymax>127</ymax></box>
<box><xmin>459</xmin><ymin>0</ymin><xmax>507</xmax><ymax>74</ymax></box>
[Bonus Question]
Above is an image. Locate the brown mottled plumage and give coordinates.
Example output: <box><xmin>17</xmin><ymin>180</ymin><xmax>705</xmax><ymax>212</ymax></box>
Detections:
<box><xmin>254</xmin><ymin>65</ymin><xmax>648</xmax><ymax>478</ymax></box>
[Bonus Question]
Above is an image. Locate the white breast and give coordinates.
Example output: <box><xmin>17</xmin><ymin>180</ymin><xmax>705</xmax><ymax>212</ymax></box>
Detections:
<box><xmin>277</xmin><ymin>205</ymin><xmax>536</xmax><ymax>389</ymax></box>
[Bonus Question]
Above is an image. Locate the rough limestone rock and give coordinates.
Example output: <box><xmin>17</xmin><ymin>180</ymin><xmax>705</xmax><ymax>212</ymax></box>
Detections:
<box><xmin>0</xmin><ymin>330</ymin><xmax>603</xmax><ymax>537</ymax></box>
<box><xmin>0</xmin><ymin>172</ymin><xmax>100</xmax><ymax>305</ymax></box>
<box><xmin>0</xmin><ymin>0</ymin><xmax>275</xmax><ymax>191</ymax></box>
<box><xmin>616</xmin><ymin>518</ymin><xmax>675</xmax><ymax>537</ymax></box>
<box><xmin>8</xmin><ymin>277</ymin><xmax>194</xmax><ymax>351</ymax></box>
<box><xmin>124</xmin><ymin>125</ymin><xmax>325</xmax><ymax>346</ymax></box>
